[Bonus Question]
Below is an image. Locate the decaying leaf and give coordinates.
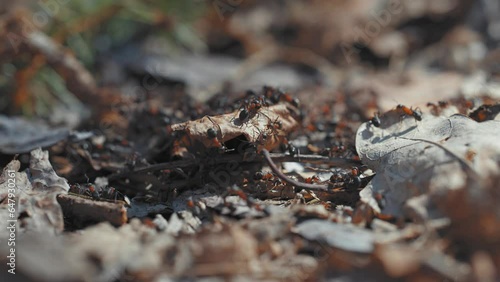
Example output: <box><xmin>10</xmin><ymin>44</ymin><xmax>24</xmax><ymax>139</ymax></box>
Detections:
<box><xmin>356</xmin><ymin>108</ymin><xmax>500</xmax><ymax>217</ymax></box>
<box><xmin>435</xmin><ymin>170</ymin><xmax>500</xmax><ymax>257</ymax></box>
<box><xmin>0</xmin><ymin>115</ymin><xmax>69</xmax><ymax>154</ymax></box>
<box><xmin>30</xmin><ymin>148</ymin><xmax>70</xmax><ymax>192</ymax></box>
<box><xmin>174</xmin><ymin>224</ymin><xmax>259</xmax><ymax>276</ymax></box>
<box><xmin>171</xmin><ymin>103</ymin><xmax>299</xmax><ymax>153</ymax></box>
<box><xmin>0</xmin><ymin>148</ymin><xmax>70</xmax><ymax>238</ymax></box>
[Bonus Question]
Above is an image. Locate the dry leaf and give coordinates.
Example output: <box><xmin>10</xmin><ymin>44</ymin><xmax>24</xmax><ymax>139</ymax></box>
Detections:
<box><xmin>293</xmin><ymin>219</ymin><xmax>375</xmax><ymax>253</ymax></box>
<box><xmin>171</xmin><ymin>103</ymin><xmax>299</xmax><ymax>153</ymax></box>
<box><xmin>0</xmin><ymin>148</ymin><xmax>69</xmax><ymax>237</ymax></box>
<box><xmin>356</xmin><ymin>108</ymin><xmax>500</xmax><ymax>217</ymax></box>
<box><xmin>0</xmin><ymin>115</ymin><xmax>69</xmax><ymax>154</ymax></box>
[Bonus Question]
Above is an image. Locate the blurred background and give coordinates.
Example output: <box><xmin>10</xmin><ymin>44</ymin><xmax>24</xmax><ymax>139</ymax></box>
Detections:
<box><xmin>1</xmin><ymin>0</ymin><xmax>499</xmax><ymax>173</ymax></box>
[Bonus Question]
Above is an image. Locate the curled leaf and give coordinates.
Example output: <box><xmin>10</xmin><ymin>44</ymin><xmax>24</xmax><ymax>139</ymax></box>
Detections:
<box><xmin>171</xmin><ymin>103</ymin><xmax>299</xmax><ymax>153</ymax></box>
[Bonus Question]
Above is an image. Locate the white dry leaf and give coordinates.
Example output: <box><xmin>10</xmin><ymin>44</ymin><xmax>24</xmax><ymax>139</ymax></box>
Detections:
<box><xmin>293</xmin><ymin>219</ymin><xmax>375</xmax><ymax>253</ymax></box>
<box><xmin>355</xmin><ymin>109</ymin><xmax>500</xmax><ymax>217</ymax></box>
<box><xmin>0</xmin><ymin>148</ymin><xmax>69</xmax><ymax>236</ymax></box>
<box><xmin>30</xmin><ymin>148</ymin><xmax>70</xmax><ymax>192</ymax></box>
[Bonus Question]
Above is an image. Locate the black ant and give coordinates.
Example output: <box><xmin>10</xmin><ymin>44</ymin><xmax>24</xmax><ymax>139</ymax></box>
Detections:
<box><xmin>70</xmin><ymin>183</ymin><xmax>100</xmax><ymax>200</ymax></box>
<box><xmin>207</xmin><ymin>127</ymin><xmax>217</xmax><ymax>139</ymax></box>
<box><xmin>438</xmin><ymin>101</ymin><xmax>448</xmax><ymax>107</ymax></box>
<box><xmin>346</xmin><ymin>167</ymin><xmax>362</xmax><ymax>189</ymax></box>
<box><xmin>224</xmin><ymin>185</ymin><xmax>264</xmax><ymax>212</ymax></box>
<box><xmin>304</xmin><ymin>176</ymin><xmax>320</xmax><ymax>184</ymax></box>
<box><xmin>253</xmin><ymin>171</ymin><xmax>274</xmax><ymax>181</ymax></box>
<box><xmin>370</xmin><ymin>112</ymin><xmax>381</xmax><ymax>127</ymax></box>
<box><xmin>262</xmin><ymin>87</ymin><xmax>300</xmax><ymax>107</ymax></box>
<box><xmin>245</xmin><ymin>89</ymin><xmax>257</xmax><ymax>97</ymax></box>
<box><xmin>329</xmin><ymin>167</ymin><xmax>362</xmax><ymax>189</ymax></box>
<box><xmin>69</xmin><ymin>183</ymin><xmax>130</xmax><ymax>205</ymax></box>
<box><xmin>469</xmin><ymin>104</ymin><xmax>500</xmax><ymax>122</ymax></box>
<box><xmin>329</xmin><ymin>171</ymin><xmax>348</xmax><ymax>185</ymax></box>
<box><xmin>237</xmin><ymin>96</ymin><xmax>266</xmax><ymax>122</ymax></box>
<box><xmin>332</xmin><ymin>143</ymin><xmax>346</xmax><ymax>153</ymax></box>
<box><xmin>396</xmin><ymin>104</ymin><xmax>422</xmax><ymax>121</ymax></box>
<box><xmin>253</xmin><ymin>171</ymin><xmax>283</xmax><ymax>189</ymax></box>
<box><xmin>263</xmin><ymin>86</ymin><xmax>282</xmax><ymax>104</ymax></box>
<box><xmin>239</xmin><ymin>108</ymin><xmax>249</xmax><ymax>121</ymax></box>
<box><xmin>206</xmin><ymin>117</ymin><xmax>225</xmax><ymax>150</ymax></box>
<box><xmin>288</xmin><ymin>144</ymin><xmax>298</xmax><ymax>157</ymax></box>
<box><xmin>276</xmin><ymin>90</ymin><xmax>299</xmax><ymax>107</ymax></box>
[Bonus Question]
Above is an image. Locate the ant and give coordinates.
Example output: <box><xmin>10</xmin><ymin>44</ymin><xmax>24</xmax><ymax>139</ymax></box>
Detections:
<box><xmin>346</xmin><ymin>167</ymin><xmax>362</xmax><ymax>189</ymax></box>
<box><xmin>329</xmin><ymin>167</ymin><xmax>362</xmax><ymax>189</ymax></box>
<box><xmin>207</xmin><ymin>127</ymin><xmax>217</xmax><ymax>139</ymax></box>
<box><xmin>370</xmin><ymin>112</ymin><xmax>381</xmax><ymax>127</ymax></box>
<box><xmin>87</xmin><ymin>184</ymin><xmax>101</xmax><ymax>200</ymax></box>
<box><xmin>267</xmin><ymin>117</ymin><xmax>283</xmax><ymax>132</ymax></box>
<box><xmin>206</xmin><ymin>116</ymin><xmax>227</xmax><ymax>151</ymax></box>
<box><xmin>70</xmin><ymin>183</ymin><xmax>100</xmax><ymax>200</ymax></box>
<box><xmin>331</xmin><ymin>143</ymin><xmax>346</xmax><ymax>153</ymax></box>
<box><xmin>254</xmin><ymin>171</ymin><xmax>275</xmax><ymax>181</ymax></box>
<box><xmin>288</xmin><ymin>144</ymin><xmax>298</xmax><ymax>157</ymax></box>
<box><xmin>69</xmin><ymin>183</ymin><xmax>130</xmax><ymax>204</ymax></box>
<box><xmin>224</xmin><ymin>185</ymin><xmax>265</xmax><ymax>212</ymax></box>
<box><xmin>396</xmin><ymin>104</ymin><xmax>422</xmax><ymax>121</ymax></box>
<box><xmin>329</xmin><ymin>171</ymin><xmax>348</xmax><ymax>185</ymax></box>
<box><xmin>469</xmin><ymin>104</ymin><xmax>500</xmax><ymax>122</ymax></box>
<box><xmin>426</xmin><ymin>101</ymin><xmax>449</xmax><ymax>115</ymax></box>
<box><xmin>263</xmin><ymin>87</ymin><xmax>300</xmax><ymax>107</ymax></box>
<box><xmin>263</xmin><ymin>86</ymin><xmax>283</xmax><ymax>105</ymax></box>
<box><xmin>279</xmin><ymin>92</ymin><xmax>300</xmax><ymax>107</ymax></box>
<box><xmin>237</xmin><ymin>96</ymin><xmax>267</xmax><ymax>122</ymax></box>
<box><xmin>305</xmin><ymin>176</ymin><xmax>320</xmax><ymax>184</ymax></box>
<box><xmin>255</xmin><ymin>117</ymin><xmax>283</xmax><ymax>146</ymax></box>
<box><xmin>280</xmin><ymin>139</ymin><xmax>298</xmax><ymax>157</ymax></box>
<box><xmin>253</xmin><ymin>171</ymin><xmax>283</xmax><ymax>189</ymax></box>
<box><xmin>206</xmin><ymin>127</ymin><xmax>224</xmax><ymax>149</ymax></box>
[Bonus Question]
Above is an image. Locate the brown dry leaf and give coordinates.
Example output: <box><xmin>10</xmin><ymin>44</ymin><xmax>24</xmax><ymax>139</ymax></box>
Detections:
<box><xmin>174</xmin><ymin>224</ymin><xmax>259</xmax><ymax>277</ymax></box>
<box><xmin>435</xmin><ymin>171</ymin><xmax>500</xmax><ymax>269</ymax></box>
<box><xmin>171</xmin><ymin>103</ymin><xmax>299</xmax><ymax>153</ymax></box>
<box><xmin>373</xmin><ymin>244</ymin><xmax>471</xmax><ymax>281</ymax></box>
<box><xmin>373</xmin><ymin>244</ymin><xmax>422</xmax><ymax>278</ymax></box>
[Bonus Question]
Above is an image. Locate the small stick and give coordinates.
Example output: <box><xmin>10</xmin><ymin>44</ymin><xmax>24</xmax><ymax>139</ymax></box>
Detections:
<box><xmin>261</xmin><ymin>149</ymin><xmax>330</xmax><ymax>192</ymax></box>
<box><xmin>108</xmin><ymin>152</ymin><xmax>360</xmax><ymax>180</ymax></box>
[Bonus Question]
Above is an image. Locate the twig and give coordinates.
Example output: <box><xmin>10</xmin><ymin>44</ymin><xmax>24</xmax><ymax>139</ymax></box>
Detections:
<box><xmin>261</xmin><ymin>149</ymin><xmax>330</xmax><ymax>192</ymax></box>
<box><xmin>107</xmin><ymin>152</ymin><xmax>361</xmax><ymax>180</ymax></box>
